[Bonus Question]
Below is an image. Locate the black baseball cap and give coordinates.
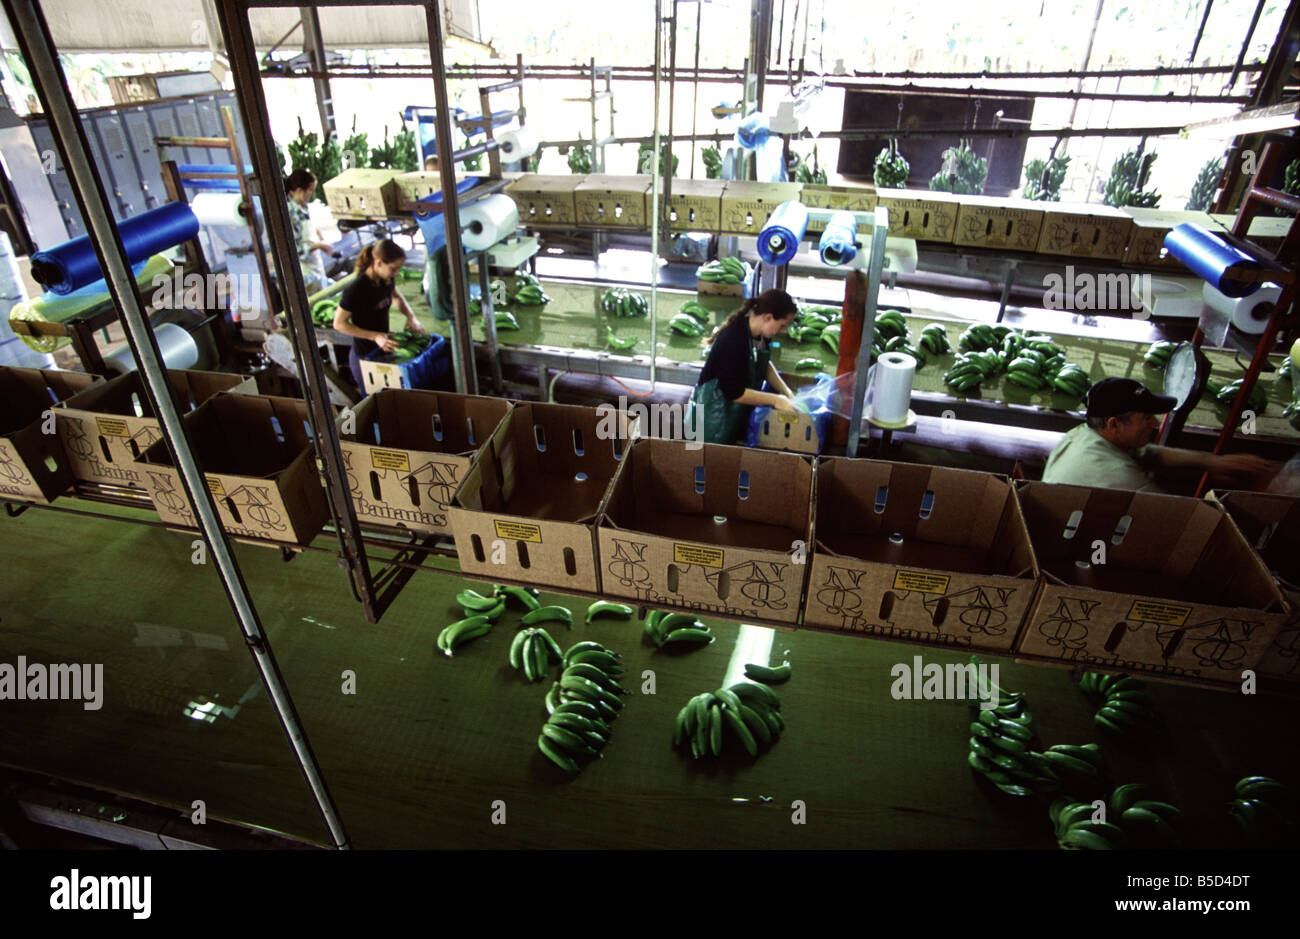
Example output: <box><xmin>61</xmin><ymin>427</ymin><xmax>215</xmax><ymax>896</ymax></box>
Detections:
<box><xmin>1085</xmin><ymin>378</ymin><xmax>1177</xmax><ymax>420</ymax></box>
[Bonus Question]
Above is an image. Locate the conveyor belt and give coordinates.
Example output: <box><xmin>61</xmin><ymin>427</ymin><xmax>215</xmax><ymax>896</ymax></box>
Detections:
<box><xmin>390</xmin><ymin>276</ymin><xmax>1298</xmax><ymax>441</ymax></box>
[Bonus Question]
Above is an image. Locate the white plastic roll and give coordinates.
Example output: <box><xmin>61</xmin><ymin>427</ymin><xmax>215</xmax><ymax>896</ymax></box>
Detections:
<box><xmin>867</xmin><ymin>351</ymin><xmax>916</xmax><ymax>426</ymax></box>
<box><xmin>497</xmin><ymin>125</ymin><xmax>539</xmax><ymax>162</ymax></box>
<box><xmin>1202</xmin><ymin>280</ymin><xmax>1281</xmax><ymax>335</ymax></box>
<box><xmin>190</xmin><ymin>192</ymin><xmax>247</xmax><ymax>227</ymax></box>
<box><xmin>460</xmin><ymin>194</ymin><xmax>520</xmax><ymax>251</ymax></box>
<box><xmin>103</xmin><ymin>323</ymin><xmax>199</xmax><ymax>376</ymax></box>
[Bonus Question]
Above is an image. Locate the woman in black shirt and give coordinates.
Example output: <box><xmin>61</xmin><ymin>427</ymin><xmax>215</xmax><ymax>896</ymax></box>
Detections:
<box><xmin>333</xmin><ymin>239</ymin><xmax>424</xmax><ymax>386</ymax></box>
<box><xmin>688</xmin><ymin>288</ymin><xmax>799</xmax><ymax>444</ymax></box>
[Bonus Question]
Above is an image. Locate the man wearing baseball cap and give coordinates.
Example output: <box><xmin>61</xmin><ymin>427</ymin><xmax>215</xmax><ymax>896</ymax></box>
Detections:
<box><xmin>1043</xmin><ymin>377</ymin><xmax>1277</xmax><ymax>492</ymax></box>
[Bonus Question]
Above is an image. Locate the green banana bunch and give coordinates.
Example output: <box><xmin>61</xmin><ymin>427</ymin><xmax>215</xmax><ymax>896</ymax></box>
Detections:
<box><xmin>494</xmin><ymin>311</ymin><xmax>521</xmax><ymax>331</ymax></box>
<box><xmin>1109</xmin><ymin>784</ymin><xmax>1186</xmax><ymax>848</ymax></box>
<box><xmin>388</xmin><ymin>328</ymin><xmax>435</xmax><ymax>363</ymax></box>
<box><xmin>875</xmin><ymin>309</ymin><xmax>909</xmax><ymax>342</ymax></box>
<box><xmin>702</xmin><ymin>145</ymin><xmax>723</xmax><ymax>180</ymax></box>
<box><xmin>456</xmin><ymin>588</ymin><xmax>507</xmax><ymax>621</ymax></box>
<box><xmin>1229</xmin><ymin>776</ymin><xmax>1297</xmax><ymax>847</ymax></box>
<box><xmin>600</xmin><ymin>287</ymin><xmax>649</xmax><ymax>318</ymax></box>
<box><xmin>674</xmin><ymin>682</ymin><xmax>783</xmax><ymax>760</ymax></box>
<box><xmin>514</xmin><ymin>271</ymin><xmax>543</xmax><ymax>290</ymax></box>
<box><xmin>1144</xmin><ymin>340</ymin><xmax>1175</xmax><ymax>370</ymax></box>
<box><xmin>1005</xmin><ymin>349</ymin><xmax>1051</xmax><ymax>392</ymax></box>
<box><xmin>943</xmin><ymin>353</ymin><xmax>987</xmax><ymax>394</ymax></box>
<box><xmin>511</xmin><ymin>627</ymin><xmax>563</xmax><ymax>682</ymax></box>
<box><xmin>697</xmin><ymin>256</ymin><xmax>747</xmax><ymax>285</ymax></box>
<box><xmin>1213</xmin><ymin>378</ymin><xmax>1268</xmax><ymax>414</ymax></box>
<box><xmin>1080</xmin><ymin>672</ymin><xmax>1162</xmax><ymax>739</ymax></box>
<box><xmin>965</xmin><ymin>656</ymin><xmax>1061</xmax><ymax>798</ymax></box>
<box><xmin>678</xmin><ymin>300</ymin><xmax>711</xmax><ymax>323</ymax></box>
<box><xmin>644</xmin><ymin>610</ymin><xmax>714</xmax><ymax>648</ymax></box>
<box><xmin>311</xmin><ymin>298</ymin><xmax>339</xmax><ymax>327</ymax></box>
<box><xmin>1050</xmin><ymin>798</ymin><xmax>1129</xmax><ymax>850</ymax></box>
<box><xmin>669</xmin><ymin>314</ymin><xmax>706</xmax><ymax>337</ymax></box>
<box><xmin>607</xmin><ymin>333</ymin><xmax>639</xmax><ymax>352</ymax></box>
<box><xmin>918</xmin><ymin>323</ymin><xmax>953</xmax><ymax>356</ymax></box>
<box><xmin>873</xmin><ymin>143</ymin><xmax>910</xmax><ymax>188</ymax></box>
<box><xmin>1036</xmin><ymin>743</ymin><xmax>1106</xmax><ymax>795</ymax></box>
<box><xmin>795</xmin><ymin>357</ymin><xmax>825</xmax><ymax>371</ymax></box>
<box><xmin>436</xmin><ymin>615</ymin><xmax>492</xmax><ymax>657</ymax></box>
<box><xmin>1050</xmin><ymin>364</ymin><xmax>1091</xmax><ymax>399</ymax></box>
<box><xmin>821</xmin><ymin>324</ymin><xmax>841</xmax><ymax>355</ymax></box>
<box><xmin>586</xmin><ymin>601</ymin><xmax>633</xmax><ymax>624</ymax></box>
<box><xmin>537</xmin><ymin>640</ymin><xmax>625</xmax><ymax>773</ymax></box>
<box><xmin>513</xmin><ymin>283</ymin><xmax>552</xmax><ymax>306</ymax></box>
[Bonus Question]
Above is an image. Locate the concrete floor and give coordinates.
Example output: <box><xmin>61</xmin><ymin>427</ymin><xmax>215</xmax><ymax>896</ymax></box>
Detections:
<box><xmin>1</xmin><ymin>495</ymin><xmax>1298</xmax><ymax>849</ymax></box>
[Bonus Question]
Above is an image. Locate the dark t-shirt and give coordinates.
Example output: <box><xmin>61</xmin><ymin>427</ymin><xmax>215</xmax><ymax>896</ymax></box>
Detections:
<box><xmin>698</xmin><ymin>315</ymin><xmax>767</xmax><ymax>401</ymax></box>
<box><xmin>339</xmin><ymin>274</ymin><xmax>395</xmax><ymax>356</ymax></box>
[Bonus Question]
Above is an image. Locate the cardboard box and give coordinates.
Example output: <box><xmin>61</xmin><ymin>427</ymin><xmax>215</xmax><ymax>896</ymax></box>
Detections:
<box><xmin>596</xmin><ymin>438</ymin><xmax>814</xmax><ymax>625</ymax></box>
<box><xmin>752</xmin><ymin>409</ymin><xmax>825</xmax><ymax>455</ymax></box>
<box><xmin>340</xmin><ymin>389</ymin><xmax>511</xmax><ymax>535</ymax></box>
<box><xmin>1122</xmin><ymin>208</ymin><xmax>1226</xmax><ymax>268</ymax></box>
<box><xmin>1013</xmin><ymin>482</ymin><xmax>1288</xmax><ymax>683</ymax></box>
<box><xmin>696</xmin><ymin>259</ymin><xmax>753</xmax><ymax>298</ymax></box>
<box><xmin>574</xmin><ymin>174</ymin><xmax>652</xmax><ymax>229</ymax></box>
<box><xmin>359</xmin><ymin>334</ymin><xmax>453</xmax><ymax>394</ymax></box>
<box><xmin>55</xmin><ymin>370</ymin><xmax>254</xmax><ymax>490</ymax></box>
<box><xmin>504</xmin><ymin>174</ymin><xmax>584</xmax><ymax>226</ymax></box>
<box><xmin>323</xmin><ymin>168</ymin><xmax>402</xmax><ymax>218</ymax></box>
<box><xmin>954</xmin><ymin>195</ymin><xmax>1045</xmax><ymax>251</ymax></box>
<box><xmin>0</xmin><ymin>367</ymin><xmax>101</xmax><ymax>503</ymax></box>
<box><xmin>449</xmin><ymin>401</ymin><xmax>638</xmax><ymax>593</ymax></box>
<box><xmin>667</xmin><ymin>178</ymin><xmax>724</xmax><ymax>232</ymax></box>
<box><xmin>393</xmin><ymin>170</ymin><xmax>472</xmax><ymax>204</ymax></box>
<box><xmin>801</xmin><ymin>184</ymin><xmax>879</xmax><ymax>233</ymax></box>
<box><xmin>136</xmin><ymin>393</ymin><xmax>328</xmax><ymax>545</ymax></box>
<box><xmin>1207</xmin><ymin>489</ymin><xmax>1300</xmax><ymax>683</ymax></box>
<box><xmin>1210</xmin><ymin>213</ymin><xmax>1289</xmax><ymax>253</ymax></box>
<box><xmin>876</xmin><ymin>189</ymin><xmax>960</xmax><ymax>243</ymax></box>
<box><xmin>804</xmin><ymin>459</ymin><xmax>1038</xmax><ymax>651</ymax></box>
<box><xmin>1035</xmin><ymin>203</ymin><xmax>1135</xmax><ymax>261</ymax></box>
<box><xmin>719</xmin><ymin>181</ymin><xmax>803</xmax><ymax>235</ymax></box>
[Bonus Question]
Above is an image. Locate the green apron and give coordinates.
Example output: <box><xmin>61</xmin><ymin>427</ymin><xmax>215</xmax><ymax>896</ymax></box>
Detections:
<box><xmin>688</xmin><ymin>337</ymin><xmax>770</xmax><ymax>445</ymax></box>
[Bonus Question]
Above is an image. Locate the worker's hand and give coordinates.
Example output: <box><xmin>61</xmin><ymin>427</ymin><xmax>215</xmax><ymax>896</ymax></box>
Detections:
<box><xmin>374</xmin><ymin>333</ymin><xmax>399</xmax><ymax>353</ymax></box>
<box><xmin>770</xmin><ymin>395</ymin><xmax>799</xmax><ymax>413</ymax></box>
<box><xmin>406</xmin><ymin>319</ymin><xmax>427</xmax><ymax>334</ymax></box>
<box><xmin>1207</xmin><ymin>453</ymin><xmax>1280</xmax><ymax>486</ymax></box>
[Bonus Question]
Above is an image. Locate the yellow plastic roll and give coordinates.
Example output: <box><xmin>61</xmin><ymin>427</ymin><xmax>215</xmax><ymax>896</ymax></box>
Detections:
<box><xmin>8</xmin><ymin>254</ymin><xmax>173</xmax><ymax>353</ymax></box>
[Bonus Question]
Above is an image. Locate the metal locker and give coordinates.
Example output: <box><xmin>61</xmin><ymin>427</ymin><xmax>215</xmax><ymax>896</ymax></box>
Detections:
<box><xmin>172</xmin><ymin>102</ymin><xmax>206</xmax><ymax>165</ymax></box>
<box><xmin>30</xmin><ymin>122</ymin><xmax>84</xmax><ymax>238</ymax></box>
<box><xmin>79</xmin><ymin>115</ymin><xmax>119</xmax><ymax>219</ymax></box>
<box><xmin>122</xmin><ymin>107</ymin><xmax>165</xmax><ymax>210</ymax></box>
<box><xmin>90</xmin><ymin>112</ymin><xmax>145</xmax><ymax>218</ymax></box>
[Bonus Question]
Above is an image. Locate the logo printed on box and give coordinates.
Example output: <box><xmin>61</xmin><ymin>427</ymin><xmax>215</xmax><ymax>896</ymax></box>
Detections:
<box><xmin>206</xmin><ymin>476</ymin><xmax>226</xmax><ymax>498</ymax></box>
<box><xmin>1127</xmin><ymin>599</ymin><xmax>1192</xmax><ymax>627</ymax></box>
<box><xmin>370</xmin><ymin>448</ymin><xmax>411</xmax><ymax>473</ymax></box>
<box><xmin>94</xmin><ymin>416</ymin><xmax>130</xmax><ymax>437</ymax></box>
<box><xmin>494</xmin><ymin>519</ymin><xmax>542</xmax><ymax>543</ymax></box>
<box><xmin>892</xmin><ymin>569</ymin><xmax>951</xmax><ymax>594</ymax></box>
<box><xmin>673</xmin><ymin>543</ymin><xmax>724</xmax><ymax>568</ymax></box>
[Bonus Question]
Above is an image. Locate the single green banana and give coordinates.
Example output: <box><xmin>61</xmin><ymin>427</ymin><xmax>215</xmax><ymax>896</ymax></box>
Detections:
<box><xmin>563</xmin><ymin>640</ymin><xmax>616</xmax><ymax>664</ymax></box>
<box><xmin>457</xmin><ymin>588</ymin><xmax>499</xmax><ymax>612</ymax></box>
<box><xmin>586</xmin><ymin>601</ymin><xmax>634</xmax><ymax>623</ymax></box>
<box><xmin>544</xmin><ymin>682</ymin><xmax>562</xmax><ymax>715</ymax></box>
<box><xmin>438</xmin><ymin>616</ymin><xmax>491</xmax><ymax>656</ymax></box>
<box><xmin>564</xmin><ymin>662</ymin><xmax>625</xmax><ymax>693</ymax></box>
<box><xmin>738</xmin><ymin>703</ymin><xmax>772</xmax><ymax>746</ymax></box>
<box><xmin>522</xmin><ymin>605</ymin><xmax>573</xmax><ymax>627</ymax></box>
<box><xmin>729</xmin><ymin>681</ymin><xmax>781</xmax><ymax>709</ymax></box>
<box><xmin>744</xmin><ymin>662</ymin><xmax>792</xmax><ymax>684</ymax></box>
<box><xmin>509</xmin><ymin>629</ymin><xmax>529</xmax><ymax>670</ymax></box>
<box><xmin>662</xmin><ymin>627</ymin><xmax>713</xmax><ymax>646</ymax></box>
<box><xmin>1110</xmin><ymin>783</ymin><xmax>1153</xmax><ymax>814</ymax></box>
<box><xmin>537</xmin><ymin>734</ymin><xmax>581</xmax><ymax>773</ymax></box>
<box><xmin>541</xmin><ymin>722</ymin><xmax>599</xmax><ymax>757</ymax></box>
<box><xmin>721</xmin><ymin>705</ymin><xmax>759</xmax><ymax>756</ymax></box>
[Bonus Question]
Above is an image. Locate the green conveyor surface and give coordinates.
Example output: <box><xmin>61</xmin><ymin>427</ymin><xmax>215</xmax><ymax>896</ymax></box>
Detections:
<box><xmin>1</xmin><ymin>500</ymin><xmax>1297</xmax><ymax>849</ymax></box>
<box><xmin>390</xmin><ymin>276</ymin><xmax>1298</xmax><ymax>439</ymax></box>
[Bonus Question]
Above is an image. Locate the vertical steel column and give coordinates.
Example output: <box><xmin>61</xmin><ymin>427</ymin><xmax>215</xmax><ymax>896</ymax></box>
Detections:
<box><xmin>425</xmin><ymin>0</ymin><xmax>477</xmax><ymax>396</ymax></box>
<box><xmin>2</xmin><ymin>0</ymin><xmax>350</xmax><ymax>849</ymax></box>
<box><xmin>846</xmin><ymin>207</ymin><xmax>890</xmax><ymax>457</ymax></box>
<box><xmin>214</xmin><ymin>0</ymin><xmax>380</xmax><ymax>627</ymax></box>
<box><xmin>301</xmin><ymin>6</ymin><xmax>335</xmax><ymax>139</ymax></box>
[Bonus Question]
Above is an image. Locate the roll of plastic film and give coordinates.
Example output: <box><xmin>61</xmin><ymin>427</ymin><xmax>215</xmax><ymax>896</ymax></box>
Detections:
<box><xmin>818</xmin><ymin>211</ymin><xmax>859</xmax><ymax>266</ymax></box>
<box><xmin>460</xmin><ymin>194</ymin><xmax>520</xmax><ymax>251</ymax></box>
<box><xmin>868</xmin><ymin>352</ymin><xmax>916</xmax><ymax>426</ymax></box>
<box><xmin>103</xmin><ymin>322</ymin><xmax>199</xmax><ymax>376</ymax></box>
<box><xmin>30</xmin><ymin>203</ymin><xmax>198</xmax><ymax>296</ymax></box>
<box><xmin>497</xmin><ymin>126</ymin><xmax>539</xmax><ymax>161</ymax></box>
<box><xmin>757</xmin><ymin>199</ymin><xmax>809</xmax><ymax>266</ymax></box>
<box><xmin>190</xmin><ymin>193</ymin><xmax>247</xmax><ymax>227</ymax></box>
<box><xmin>175</xmin><ymin>164</ymin><xmax>253</xmax><ymax>176</ymax></box>
<box><xmin>1163</xmin><ymin>223</ymin><xmax>1264</xmax><ymax>299</ymax></box>
<box><xmin>1202</xmin><ymin>281</ymin><xmax>1281</xmax><ymax>335</ymax></box>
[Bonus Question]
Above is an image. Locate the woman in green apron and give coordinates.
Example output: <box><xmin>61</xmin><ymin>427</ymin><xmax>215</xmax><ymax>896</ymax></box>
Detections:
<box><xmin>688</xmin><ymin>288</ymin><xmax>799</xmax><ymax>444</ymax></box>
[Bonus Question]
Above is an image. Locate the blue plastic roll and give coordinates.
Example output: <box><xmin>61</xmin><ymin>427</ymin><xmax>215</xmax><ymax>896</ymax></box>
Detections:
<box><xmin>757</xmin><ymin>200</ymin><xmax>809</xmax><ymax>267</ymax></box>
<box><xmin>182</xmin><ymin>179</ymin><xmax>242</xmax><ymax>192</ymax></box>
<box><xmin>818</xmin><ymin>211</ymin><xmax>859</xmax><ymax>266</ymax></box>
<box><xmin>30</xmin><ymin>202</ymin><xmax>199</xmax><ymax>296</ymax></box>
<box><xmin>176</xmin><ymin>163</ymin><xmax>253</xmax><ymax>176</ymax></box>
<box><xmin>735</xmin><ymin>111</ymin><xmax>771</xmax><ymax>150</ymax></box>
<box><xmin>1163</xmin><ymin>223</ymin><xmax>1263</xmax><ymax>298</ymax></box>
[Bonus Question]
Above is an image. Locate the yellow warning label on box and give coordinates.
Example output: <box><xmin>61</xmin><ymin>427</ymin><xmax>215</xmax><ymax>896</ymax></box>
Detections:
<box><xmin>673</xmin><ymin>543</ymin><xmax>724</xmax><ymax>568</ymax></box>
<box><xmin>892</xmin><ymin>569</ymin><xmax>951</xmax><ymax>594</ymax></box>
<box><xmin>95</xmin><ymin>416</ymin><xmax>130</xmax><ymax>437</ymax></box>
<box><xmin>1127</xmin><ymin>599</ymin><xmax>1192</xmax><ymax>627</ymax></box>
<box><xmin>370</xmin><ymin>448</ymin><xmax>411</xmax><ymax>473</ymax></box>
<box><xmin>377</xmin><ymin>364</ymin><xmax>396</xmax><ymax>376</ymax></box>
<box><xmin>777</xmin><ymin>412</ymin><xmax>800</xmax><ymax>424</ymax></box>
<box><xmin>494</xmin><ymin>520</ymin><xmax>542</xmax><ymax>543</ymax></box>
<box><xmin>205</xmin><ymin>476</ymin><xmax>226</xmax><ymax>498</ymax></box>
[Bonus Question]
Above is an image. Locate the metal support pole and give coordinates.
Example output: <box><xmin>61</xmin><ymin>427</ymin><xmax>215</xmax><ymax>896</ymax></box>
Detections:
<box><xmin>750</xmin><ymin>0</ymin><xmax>774</xmax><ymax>113</ymax></box>
<box><xmin>996</xmin><ymin>259</ymin><xmax>1018</xmax><ymax>323</ymax></box>
<box><xmin>478</xmin><ymin>256</ymin><xmax>502</xmax><ymax>393</ymax></box>
<box><xmin>3</xmin><ymin>0</ymin><xmax>350</xmax><ymax>850</ymax></box>
<box><xmin>301</xmin><ymin>6</ymin><xmax>335</xmax><ymax>139</ymax></box>
<box><xmin>424</xmin><ymin>0</ymin><xmax>477</xmax><ymax>397</ymax></box>
<box><xmin>846</xmin><ymin>207</ymin><xmax>890</xmax><ymax>457</ymax></box>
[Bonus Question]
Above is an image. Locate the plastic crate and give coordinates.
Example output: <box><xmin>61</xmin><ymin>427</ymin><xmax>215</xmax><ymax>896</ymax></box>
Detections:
<box><xmin>361</xmin><ymin>333</ymin><xmax>453</xmax><ymax>393</ymax></box>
